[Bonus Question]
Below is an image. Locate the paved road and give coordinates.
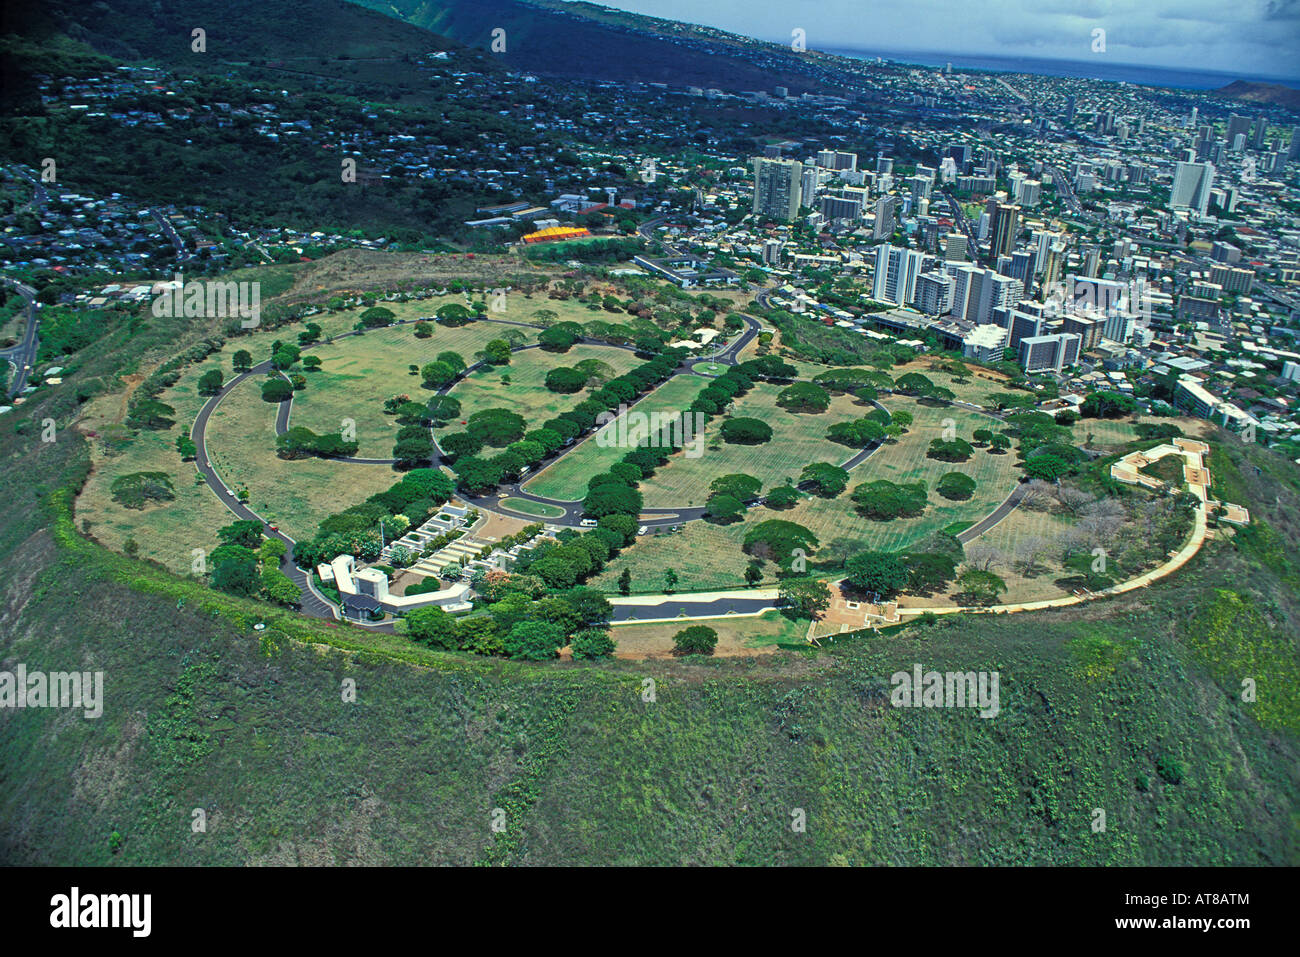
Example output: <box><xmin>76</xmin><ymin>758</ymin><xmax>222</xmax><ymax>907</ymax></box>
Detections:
<box><xmin>1</xmin><ymin>279</ymin><xmax>40</xmax><ymax>397</ymax></box>
<box><xmin>955</xmin><ymin>478</ymin><xmax>1029</xmax><ymax>544</ymax></box>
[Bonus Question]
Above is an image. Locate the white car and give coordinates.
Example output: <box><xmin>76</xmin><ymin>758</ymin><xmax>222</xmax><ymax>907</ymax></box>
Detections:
<box><xmin>638</xmin><ymin>526</ymin><xmax>649</xmax><ymax>535</ymax></box>
<box><xmin>579</xmin><ymin>518</ymin><xmax>598</xmax><ymax>527</ymax></box>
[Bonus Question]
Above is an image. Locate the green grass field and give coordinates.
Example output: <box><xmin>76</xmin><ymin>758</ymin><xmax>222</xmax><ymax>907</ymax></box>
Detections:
<box><xmin>637</xmin><ymin>382</ymin><xmax>870</xmax><ymax>509</ymax></box>
<box><xmin>435</xmin><ymin>344</ymin><xmax>641</xmax><ymax>440</ymax></box>
<box><xmin>501</xmin><ymin>497</ymin><xmax>565</xmax><ymax>518</ymax></box>
<box><xmin>594</xmin><ymin>398</ymin><xmax>1023</xmax><ymax>593</ymax></box>
<box><xmin>288</xmin><ymin>322</ymin><xmax>509</xmax><ymax>458</ymax></box>
<box><xmin>204</xmin><ymin>372</ymin><xmax>397</xmax><ymax>541</ymax></box>
<box><xmin>522</xmin><ymin>375</ymin><xmax>710</xmax><ymax>501</ymax></box>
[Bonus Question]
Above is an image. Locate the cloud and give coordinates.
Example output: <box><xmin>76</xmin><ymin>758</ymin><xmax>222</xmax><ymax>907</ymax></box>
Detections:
<box><xmin>589</xmin><ymin>0</ymin><xmax>1300</xmax><ymax>78</ymax></box>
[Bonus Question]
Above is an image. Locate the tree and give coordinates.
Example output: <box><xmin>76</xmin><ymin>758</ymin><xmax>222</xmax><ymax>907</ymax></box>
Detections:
<box><xmin>705</xmin><ymin>492</ymin><xmax>746</xmax><ymax>523</ymax></box>
<box><xmin>1081</xmin><ymin>390</ymin><xmax>1137</xmax><ymax>419</ymax></box>
<box><xmin>437</xmin><ymin>351</ymin><xmax>467</xmax><ymax>375</ymax></box>
<box><xmin>664</xmin><ymin>568</ymin><xmax>678</xmax><ymax>593</ymax></box>
<box><xmin>232</xmin><ymin>349</ymin><xmax>253</xmax><ymax>372</ymax></box>
<box><xmin>440</xmin><ymin>431</ymin><xmax>482</xmax><ymax>460</ymax></box>
<box><xmin>420</xmin><ymin>360</ymin><xmax>456</xmax><ymax>389</ymax></box>
<box><xmin>126</xmin><ymin>398</ymin><xmax>175</xmax><ymax>430</ymax></box>
<box><xmin>406</xmin><ymin>606</ymin><xmax>459</xmax><ymax>649</ymax></box>
<box><xmin>1023</xmin><ymin>454</ymin><xmax>1071</xmax><ymax>482</ymax></box>
<box><xmin>936</xmin><ymin>472</ymin><xmax>977</xmax><ymax>501</ymax></box>
<box><xmin>844</xmin><ymin>552</ymin><xmax>908</xmax><ymax>598</ymax></box>
<box><xmin>989</xmin><ymin>433</ymin><xmax>1012</xmax><ymax>453</ymax></box>
<box><xmin>972</xmin><ymin>428</ymin><xmax>994</xmax><ymax>446</ymax></box>
<box><xmin>744</xmin><ymin>563</ymin><xmax>763</xmax><ymax>586</ymax></box>
<box><xmin>743</xmin><ymin>520</ymin><xmax>818</xmax><ymax>568</ymax></box>
<box><xmin>779</xmin><ymin>578</ymin><xmax>831</xmax><ymax>619</ymax></box>
<box><xmin>618</xmin><ymin>568</ymin><xmax>632</xmax><ymax>595</ymax></box>
<box><xmin>218</xmin><ymin>519</ymin><xmax>264</xmax><ymax>549</ymax></box>
<box><xmin>721</xmin><ymin>417</ymin><xmax>773</xmax><ymax>444</ymax></box>
<box><xmin>302</xmin><ymin>355</ymin><xmax>322</xmax><ymax>372</ymax></box>
<box><xmin>358</xmin><ymin>305</ymin><xmax>396</xmax><ymax>328</ymax></box>
<box><xmin>710</xmin><ymin>473</ymin><xmax>762</xmax><ymax>501</ymax></box>
<box><xmin>800</xmin><ymin>462</ymin><xmax>850</xmax><ymax>498</ymax></box>
<box><xmin>571</xmin><ymin>628</ymin><xmax>616</xmax><ymax>660</ymax></box>
<box><xmin>110</xmin><ymin>471</ymin><xmax>175</xmax><ymax>509</ymax></box>
<box><xmin>483</xmin><ymin>339</ymin><xmax>512</xmax><ymax>365</ymax></box>
<box><xmin>890</xmin><ymin>409</ymin><xmax>913</xmax><ymax>431</ymax></box>
<box><xmin>539</xmin><ymin>324</ymin><xmax>580</xmax><ymax>352</ymax></box>
<box><xmin>826</xmin><ymin>417</ymin><xmax>885</xmax><ymax>447</ymax></box>
<box><xmin>955</xmin><ymin>567</ymin><xmax>1007</xmax><ymax>605</ymax></box>
<box><xmin>197</xmin><ymin>369</ymin><xmax>224</xmax><ymax>396</ymax></box>
<box><xmin>468</xmin><ymin>408</ymin><xmax>526</xmax><ymax>447</ymax></box>
<box><xmin>850</xmin><ymin>480</ymin><xmax>928</xmax><ymax>520</ymax></box>
<box><xmin>213</xmin><ymin>553</ymin><xmax>260</xmax><ymax>597</ymax></box>
<box><xmin>672</xmin><ymin>625</ymin><xmax>717</xmax><ymax>656</ymax></box>
<box><xmin>505</xmin><ymin>620</ymin><xmax>566</xmax><ymax>660</ymax></box>
<box><xmin>777</xmin><ymin>381</ymin><xmax>831</xmax><ymax>413</ymax></box>
<box><xmin>175</xmin><ymin>435</ymin><xmax>197</xmax><ymax>460</ymax></box>
<box><xmin>765</xmin><ymin>484</ymin><xmax>801</xmax><ymax>509</ymax></box>
<box><xmin>545</xmin><ymin>366</ymin><xmax>588</xmax><ymax>393</ymax></box>
<box><xmin>927</xmin><ymin>438</ymin><xmax>974</xmax><ymax>463</ymax></box>
<box><xmin>261</xmin><ymin>378</ymin><xmax>293</xmax><ymax>403</ymax></box>
<box><xmin>583</xmin><ymin>482</ymin><xmax>642</xmax><ymax>519</ymax></box>
<box><xmin>413</xmin><ymin>320</ymin><xmax>434</xmax><ymax>338</ymax></box>
<box><xmin>903</xmin><ymin>552</ymin><xmax>958</xmax><ymax>594</ymax></box>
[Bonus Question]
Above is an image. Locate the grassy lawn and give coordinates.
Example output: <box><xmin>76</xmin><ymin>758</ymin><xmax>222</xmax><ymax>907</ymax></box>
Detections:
<box><xmin>593</xmin><ymin>397</ymin><xmax>1022</xmax><ymax>593</ymax></box>
<box><xmin>609</xmin><ymin>609</ymin><xmax>805</xmax><ymax>658</ymax></box>
<box><xmin>75</xmin><ymin>354</ymin><xmax>234</xmax><ymax>575</ymax></box>
<box><xmin>523</xmin><ymin>375</ymin><xmax>710</xmax><ymax>501</ymax></box>
<box><xmin>204</xmin><ymin>372</ymin><xmax>397</xmax><ymax>541</ymax></box>
<box><xmin>637</xmin><ymin>382</ymin><xmax>871</xmax><ymax>509</ymax></box>
<box><xmin>289</xmin><ymin>322</ymin><xmax>509</xmax><ymax>458</ymax></box>
<box><xmin>500</xmin><ymin>498</ymin><xmax>565</xmax><ymax>518</ymax></box>
<box><xmin>435</xmin><ymin>343</ymin><xmax>641</xmax><ymax>440</ymax></box>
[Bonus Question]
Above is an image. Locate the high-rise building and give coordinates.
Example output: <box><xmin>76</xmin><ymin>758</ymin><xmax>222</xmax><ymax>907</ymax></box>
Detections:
<box><xmin>872</xmin><ymin>244</ymin><xmax>926</xmax><ymax>307</ymax></box>
<box><xmin>820</xmin><ymin>150</ymin><xmax>858</xmax><ymax>171</ymax></box>
<box><xmin>952</xmin><ymin>266</ymin><xmax>1022</xmax><ymax>325</ymax></box>
<box><xmin>1227</xmin><ymin>114</ymin><xmax>1252</xmax><ymax>145</ymax></box>
<box><xmin>871</xmin><ymin>195</ymin><xmax>896</xmax><ymax>241</ymax></box>
<box><xmin>1289</xmin><ymin>126</ymin><xmax>1300</xmax><ymax>161</ymax></box>
<box><xmin>761</xmin><ymin>240</ymin><xmax>783</xmax><ymax>267</ymax></box>
<box><xmin>1018</xmin><ymin>334</ymin><xmax>1080</xmax><ymax>373</ymax></box>
<box><xmin>1102</xmin><ymin>312</ymin><xmax>1135</xmax><ymax>344</ymax></box>
<box><xmin>1252</xmin><ymin>116</ymin><xmax>1268</xmax><ymax>150</ymax></box>
<box><xmin>752</xmin><ymin>157</ymin><xmax>803</xmax><ymax>222</ymax></box>
<box><xmin>800</xmin><ymin>166</ymin><xmax>823</xmax><ymax>205</ymax></box>
<box><xmin>914</xmin><ymin>271</ymin><xmax>954</xmax><ymax>315</ymax></box>
<box><xmin>1209</xmin><ymin>264</ymin><xmax>1255</xmax><ymax>294</ymax></box>
<box><xmin>989</xmin><ymin>203</ymin><xmax>1021</xmax><ymax>260</ymax></box>
<box><xmin>1062</xmin><ymin>315</ymin><xmax>1103</xmax><ymax>350</ymax></box>
<box><xmin>1082</xmin><ymin>245</ymin><xmax>1101</xmax><ymax>278</ymax></box>
<box><xmin>1064</xmin><ymin>95</ymin><xmax>1076</xmax><ymax>124</ymax></box>
<box><xmin>942</xmin><ymin>233</ymin><xmax>967</xmax><ymax>262</ymax></box>
<box><xmin>876</xmin><ymin>155</ymin><xmax>894</xmax><ymax>175</ymax></box>
<box><xmin>1170</xmin><ymin>161</ymin><xmax>1215</xmax><ymax>217</ymax></box>
<box><xmin>820</xmin><ymin>191</ymin><xmax>864</xmax><ymax>222</ymax></box>
<box><xmin>907</xmin><ymin>174</ymin><xmax>932</xmax><ymax>203</ymax></box>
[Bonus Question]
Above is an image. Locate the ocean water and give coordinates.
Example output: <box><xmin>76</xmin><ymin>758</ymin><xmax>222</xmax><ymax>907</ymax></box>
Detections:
<box><xmin>823</xmin><ymin>48</ymin><xmax>1299</xmax><ymax>91</ymax></box>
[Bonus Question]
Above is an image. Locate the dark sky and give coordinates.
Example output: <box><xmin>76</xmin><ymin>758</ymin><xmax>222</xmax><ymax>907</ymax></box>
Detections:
<box><xmin>586</xmin><ymin>0</ymin><xmax>1300</xmax><ymax>79</ymax></box>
